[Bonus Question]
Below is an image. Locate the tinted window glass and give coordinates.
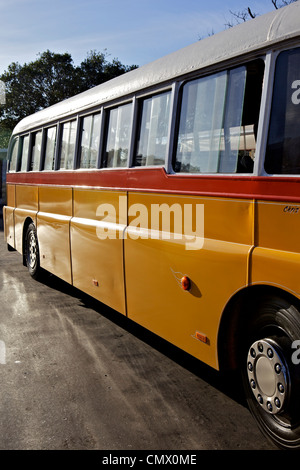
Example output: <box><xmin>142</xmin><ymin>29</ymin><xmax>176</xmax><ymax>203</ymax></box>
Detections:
<box><xmin>30</xmin><ymin>130</ymin><xmax>42</xmax><ymax>171</ymax></box>
<box><xmin>265</xmin><ymin>48</ymin><xmax>300</xmax><ymax>174</ymax></box>
<box><xmin>174</xmin><ymin>61</ymin><xmax>264</xmax><ymax>174</ymax></box>
<box><xmin>103</xmin><ymin>103</ymin><xmax>132</xmax><ymax>168</ymax></box>
<box><xmin>20</xmin><ymin>135</ymin><xmax>30</xmax><ymax>172</ymax></box>
<box><xmin>60</xmin><ymin>120</ymin><xmax>77</xmax><ymax>170</ymax></box>
<box><xmin>8</xmin><ymin>137</ymin><xmax>19</xmax><ymax>172</ymax></box>
<box><xmin>134</xmin><ymin>91</ymin><xmax>171</xmax><ymax>166</ymax></box>
<box><xmin>79</xmin><ymin>113</ymin><xmax>101</xmax><ymax>169</ymax></box>
<box><xmin>44</xmin><ymin>126</ymin><xmax>57</xmax><ymax>171</ymax></box>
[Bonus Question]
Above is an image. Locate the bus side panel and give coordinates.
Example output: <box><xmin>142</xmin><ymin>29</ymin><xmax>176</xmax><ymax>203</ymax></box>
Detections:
<box><xmin>4</xmin><ymin>184</ymin><xmax>16</xmax><ymax>248</ymax></box>
<box><xmin>3</xmin><ymin>206</ymin><xmax>15</xmax><ymax>248</ymax></box>
<box><xmin>124</xmin><ymin>193</ymin><xmax>254</xmax><ymax>370</ymax></box>
<box><xmin>251</xmin><ymin>247</ymin><xmax>300</xmax><ymax>295</ymax></box>
<box><xmin>6</xmin><ymin>184</ymin><xmax>15</xmax><ymax>207</ymax></box>
<box><xmin>37</xmin><ymin>186</ymin><xmax>72</xmax><ymax>283</ymax></box>
<box><xmin>70</xmin><ymin>189</ymin><xmax>127</xmax><ymax>315</ymax></box>
<box><xmin>251</xmin><ymin>200</ymin><xmax>300</xmax><ymax>296</ymax></box>
<box><xmin>14</xmin><ymin>185</ymin><xmax>38</xmax><ymax>254</ymax></box>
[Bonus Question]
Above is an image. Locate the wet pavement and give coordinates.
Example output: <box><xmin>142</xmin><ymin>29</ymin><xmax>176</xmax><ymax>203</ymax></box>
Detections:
<box><xmin>0</xmin><ymin>228</ymin><xmax>275</xmax><ymax>450</ymax></box>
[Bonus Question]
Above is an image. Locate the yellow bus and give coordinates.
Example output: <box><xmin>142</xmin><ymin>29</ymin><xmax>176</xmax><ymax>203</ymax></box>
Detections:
<box><xmin>3</xmin><ymin>2</ymin><xmax>300</xmax><ymax>449</ymax></box>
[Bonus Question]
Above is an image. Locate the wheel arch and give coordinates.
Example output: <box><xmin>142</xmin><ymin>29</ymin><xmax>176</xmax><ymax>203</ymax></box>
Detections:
<box><xmin>217</xmin><ymin>284</ymin><xmax>300</xmax><ymax>372</ymax></box>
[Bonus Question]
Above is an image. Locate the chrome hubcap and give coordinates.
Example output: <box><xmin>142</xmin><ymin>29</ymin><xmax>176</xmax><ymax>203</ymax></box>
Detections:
<box><xmin>247</xmin><ymin>339</ymin><xmax>289</xmax><ymax>414</ymax></box>
<box><xmin>28</xmin><ymin>232</ymin><xmax>37</xmax><ymax>268</ymax></box>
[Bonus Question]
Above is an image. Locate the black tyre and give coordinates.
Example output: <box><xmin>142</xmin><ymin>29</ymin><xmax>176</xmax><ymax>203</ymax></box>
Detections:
<box><xmin>243</xmin><ymin>296</ymin><xmax>300</xmax><ymax>449</ymax></box>
<box><xmin>24</xmin><ymin>223</ymin><xmax>41</xmax><ymax>280</ymax></box>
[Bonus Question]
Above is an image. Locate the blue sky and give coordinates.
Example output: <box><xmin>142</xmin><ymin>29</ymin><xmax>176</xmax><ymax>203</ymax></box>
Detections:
<box><xmin>0</xmin><ymin>0</ymin><xmax>274</xmax><ymax>74</ymax></box>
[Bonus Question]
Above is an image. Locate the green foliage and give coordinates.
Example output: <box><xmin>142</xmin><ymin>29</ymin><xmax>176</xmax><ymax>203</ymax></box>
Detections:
<box><xmin>80</xmin><ymin>50</ymin><xmax>137</xmax><ymax>90</ymax></box>
<box><xmin>0</xmin><ymin>126</ymin><xmax>11</xmax><ymax>148</ymax></box>
<box><xmin>0</xmin><ymin>49</ymin><xmax>138</xmax><ymax>134</ymax></box>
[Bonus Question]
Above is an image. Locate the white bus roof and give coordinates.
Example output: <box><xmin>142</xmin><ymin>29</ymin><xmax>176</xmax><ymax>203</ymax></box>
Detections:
<box><xmin>13</xmin><ymin>2</ymin><xmax>300</xmax><ymax>135</ymax></box>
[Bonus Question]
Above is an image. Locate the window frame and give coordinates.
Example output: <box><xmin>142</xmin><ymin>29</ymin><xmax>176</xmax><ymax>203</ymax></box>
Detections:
<box><xmin>7</xmin><ymin>135</ymin><xmax>20</xmax><ymax>173</ymax></box>
<box><xmin>264</xmin><ymin>45</ymin><xmax>300</xmax><ymax>176</ymax></box>
<box><xmin>132</xmin><ymin>88</ymin><xmax>173</xmax><ymax>168</ymax></box>
<box><xmin>57</xmin><ymin>118</ymin><xmax>78</xmax><ymax>171</ymax></box>
<box><xmin>101</xmin><ymin>101</ymin><xmax>134</xmax><ymax>169</ymax></box>
<box><xmin>77</xmin><ymin>111</ymin><xmax>102</xmax><ymax>170</ymax></box>
<box><xmin>42</xmin><ymin>125</ymin><xmax>58</xmax><ymax>172</ymax></box>
<box><xmin>172</xmin><ymin>59</ymin><xmax>265</xmax><ymax>176</ymax></box>
<box><xmin>20</xmin><ymin>134</ymin><xmax>30</xmax><ymax>172</ymax></box>
<box><xmin>29</xmin><ymin>129</ymin><xmax>43</xmax><ymax>172</ymax></box>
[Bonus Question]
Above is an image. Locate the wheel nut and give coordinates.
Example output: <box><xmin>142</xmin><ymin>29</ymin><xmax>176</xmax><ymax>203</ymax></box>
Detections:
<box><xmin>258</xmin><ymin>342</ymin><xmax>263</xmax><ymax>352</ymax></box>
<box><xmin>250</xmin><ymin>348</ymin><xmax>256</xmax><ymax>358</ymax></box>
<box><xmin>274</xmin><ymin>397</ymin><xmax>281</xmax><ymax>408</ymax></box>
<box><xmin>248</xmin><ymin>362</ymin><xmax>253</xmax><ymax>372</ymax></box>
<box><xmin>278</xmin><ymin>383</ymin><xmax>284</xmax><ymax>393</ymax></box>
<box><xmin>267</xmin><ymin>401</ymin><xmax>273</xmax><ymax>412</ymax></box>
<box><xmin>267</xmin><ymin>348</ymin><xmax>273</xmax><ymax>358</ymax></box>
<box><xmin>250</xmin><ymin>379</ymin><xmax>256</xmax><ymax>389</ymax></box>
<box><xmin>275</xmin><ymin>363</ymin><xmax>281</xmax><ymax>374</ymax></box>
<box><xmin>257</xmin><ymin>394</ymin><xmax>263</xmax><ymax>404</ymax></box>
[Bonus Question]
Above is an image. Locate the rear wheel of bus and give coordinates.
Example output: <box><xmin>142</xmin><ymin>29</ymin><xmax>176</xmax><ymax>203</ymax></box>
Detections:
<box><xmin>24</xmin><ymin>222</ymin><xmax>41</xmax><ymax>280</ymax></box>
<box><xmin>243</xmin><ymin>296</ymin><xmax>300</xmax><ymax>449</ymax></box>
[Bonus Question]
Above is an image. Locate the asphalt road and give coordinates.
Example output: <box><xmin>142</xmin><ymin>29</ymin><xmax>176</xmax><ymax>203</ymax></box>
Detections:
<box><xmin>0</xmin><ymin>227</ymin><xmax>275</xmax><ymax>450</ymax></box>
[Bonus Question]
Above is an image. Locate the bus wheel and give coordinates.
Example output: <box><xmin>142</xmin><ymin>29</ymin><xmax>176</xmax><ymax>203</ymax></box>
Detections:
<box><xmin>25</xmin><ymin>223</ymin><xmax>41</xmax><ymax>280</ymax></box>
<box><xmin>243</xmin><ymin>296</ymin><xmax>300</xmax><ymax>449</ymax></box>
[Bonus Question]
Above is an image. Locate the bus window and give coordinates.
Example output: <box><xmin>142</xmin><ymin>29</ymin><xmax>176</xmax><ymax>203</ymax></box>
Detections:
<box><xmin>8</xmin><ymin>136</ymin><xmax>19</xmax><ymax>172</ymax></box>
<box><xmin>20</xmin><ymin>135</ymin><xmax>30</xmax><ymax>172</ymax></box>
<box><xmin>30</xmin><ymin>130</ymin><xmax>42</xmax><ymax>171</ymax></box>
<box><xmin>103</xmin><ymin>103</ymin><xmax>132</xmax><ymax>168</ymax></box>
<box><xmin>265</xmin><ymin>47</ymin><xmax>300</xmax><ymax>174</ymax></box>
<box><xmin>43</xmin><ymin>126</ymin><xmax>57</xmax><ymax>171</ymax></box>
<box><xmin>79</xmin><ymin>113</ymin><xmax>101</xmax><ymax>169</ymax></box>
<box><xmin>174</xmin><ymin>60</ymin><xmax>264</xmax><ymax>174</ymax></box>
<box><xmin>134</xmin><ymin>91</ymin><xmax>171</xmax><ymax>166</ymax></box>
<box><xmin>59</xmin><ymin>120</ymin><xmax>77</xmax><ymax>170</ymax></box>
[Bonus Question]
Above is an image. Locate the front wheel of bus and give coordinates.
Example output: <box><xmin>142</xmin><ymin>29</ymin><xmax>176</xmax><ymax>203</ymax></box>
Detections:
<box><xmin>243</xmin><ymin>296</ymin><xmax>300</xmax><ymax>449</ymax></box>
<box><xmin>25</xmin><ymin>223</ymin><xmax>41</xmax><ymax>280</ymax></box>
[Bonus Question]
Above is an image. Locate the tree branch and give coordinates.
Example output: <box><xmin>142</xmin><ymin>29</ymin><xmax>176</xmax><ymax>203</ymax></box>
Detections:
<box><xmin>247</xmin><ymin>7</ymin><xmax>257</xmax><ymax>18</ymax></box>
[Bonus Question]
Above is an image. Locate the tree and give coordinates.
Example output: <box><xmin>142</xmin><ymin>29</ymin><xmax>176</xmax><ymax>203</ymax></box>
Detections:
<box><xmin>79</xmin><ymin>50</ymin><xmax>137</xmax><ymax>90</ymax></box>
<box><xmin>226</xmin><ymin>0</ymin><xmax>298</xmax><ymax>27</ymax></box>
<box><xmin>0</xmin><ymin>128</ymin><xmax>10</xmax><ymax>148</ymax></box>
<box><xmin>0</xmin><ymin>51</ymin><xmax>79</xmax><ymax>131</ymax></box>
<box><xmin>0</xmin><ymin>49</ymin><xmax>138</xmax><ymax>140</ymax></box>
<box><xmin>271</xmin><ymin>0</ymin><xmax>298</xmax><ymax>7</ymax></box>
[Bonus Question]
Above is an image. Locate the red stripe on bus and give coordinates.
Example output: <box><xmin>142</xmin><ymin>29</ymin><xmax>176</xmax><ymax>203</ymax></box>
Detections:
<box><xmin>5</xmin><ymin>168</ymin><xmax>300</xmax><ymax>202</ymax></box>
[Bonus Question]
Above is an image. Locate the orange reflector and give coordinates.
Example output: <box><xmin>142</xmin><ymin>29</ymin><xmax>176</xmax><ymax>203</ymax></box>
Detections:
<box><xmin>195</xmin><ymin>331</ymin><xmax>208</xmax><ymax>344</ymax></box>
<box><xmin>181</xmin><ymin>275</ymin><xmax>191</xmax><ymax>291</ymax></box>
<box><xmin>93</xmin><ymin>280</ymin><xmax>99</xmax><ymax>287</ymax></box>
